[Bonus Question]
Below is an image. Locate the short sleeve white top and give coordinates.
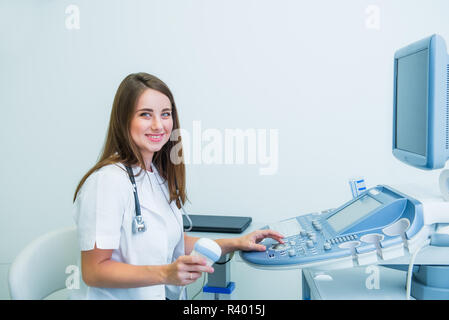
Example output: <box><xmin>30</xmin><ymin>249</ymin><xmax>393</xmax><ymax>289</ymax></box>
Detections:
<box><xmin>70</xmin><ymin>163</ymin><xmax>185</xmax><ymax>300</ymax></box>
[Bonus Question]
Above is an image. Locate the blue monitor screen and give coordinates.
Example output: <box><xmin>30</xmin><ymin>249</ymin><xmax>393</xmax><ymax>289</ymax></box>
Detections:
<box><xmin>395</xmin><ymin>49</ymin><xmax>428</xmax><ymax>156</ymax></box>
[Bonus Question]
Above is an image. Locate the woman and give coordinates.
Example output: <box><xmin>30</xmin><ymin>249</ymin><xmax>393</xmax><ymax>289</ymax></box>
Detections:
<box><xmin>72</xmin><ymin>72</ymin><xmax>284</xmax><ymax>300</ymax></box>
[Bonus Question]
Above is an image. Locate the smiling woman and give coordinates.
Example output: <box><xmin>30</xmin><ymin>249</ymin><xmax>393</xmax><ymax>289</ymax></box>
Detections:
<box><xmin>70</xmin><ymin>72</ymin><xmax>284</xmax><ymax>300</ymax></box>
<box><xmin>130</xmin><ymin>88</ymin><xmax>174</xmax><ymax>170</ymax></box>
<box><xmin>74</xmin><ymin>73</ymin><xmax>187</xmax><ymax>208</ymax></box>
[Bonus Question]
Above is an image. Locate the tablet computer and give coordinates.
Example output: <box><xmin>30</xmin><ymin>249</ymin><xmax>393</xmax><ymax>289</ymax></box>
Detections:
<box><xmin>183</xmin><ymin>214</ymin><xmax>252</xmax><ymax>234</ymax></box>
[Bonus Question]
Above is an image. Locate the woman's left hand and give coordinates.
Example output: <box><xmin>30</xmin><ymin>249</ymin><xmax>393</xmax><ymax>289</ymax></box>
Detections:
<box><xmin>237</xmin><ymin>229</ymin><xmax>285</xmax><ymax>252</ymax></box>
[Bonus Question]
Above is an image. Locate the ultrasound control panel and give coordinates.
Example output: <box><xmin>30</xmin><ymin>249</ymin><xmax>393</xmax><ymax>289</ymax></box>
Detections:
<box><xmin>240</xmin><ymin>185</ymin><xmax>428</xmax><ymax>269</ymax></box>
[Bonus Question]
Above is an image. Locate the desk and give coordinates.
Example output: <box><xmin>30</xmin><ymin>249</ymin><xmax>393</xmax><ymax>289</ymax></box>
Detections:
<box><xmin>301</xmin><ymin>246</ymin><xmax>449</xmax><ymax>300</ymax></box>
<box><xmin>302</xmin><ymin>266</ymin><xmax>408</xmax><ymax>300</ymax></box>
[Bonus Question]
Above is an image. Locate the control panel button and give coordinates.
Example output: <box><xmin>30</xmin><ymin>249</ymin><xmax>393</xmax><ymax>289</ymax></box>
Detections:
<box><xmin>288</xmin><ymin>249</ymin><xmax>296</xmax><ymax>257</ymax></box>
<box><xmin>272</xmin><ymin>243</ymin><xmax>287</xmax><ymax>251</ymax></box>
<box><xmin>306</xmin><ymin>240</ymin><xmax>314</xmax><ymax>248</ymax></box>
<box><xmin>307</xmin><ymin>232</ymin><xmax>316</xmax><ymax>238</ymax></box>
<box><xmin>323</xmin><ymin>242</ymin><xmax>332</xmax><ymax>250</ymax></box>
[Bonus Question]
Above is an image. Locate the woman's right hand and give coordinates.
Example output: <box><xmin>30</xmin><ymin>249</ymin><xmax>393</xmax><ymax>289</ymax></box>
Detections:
<box><xmin>164</xmin><ymin>255</ymin><xmax>215</xmax><ymax>286</ymax></box>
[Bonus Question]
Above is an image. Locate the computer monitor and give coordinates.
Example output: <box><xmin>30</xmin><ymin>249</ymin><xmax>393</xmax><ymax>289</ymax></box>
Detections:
<box><xmin>392</xmin><ymin>34</ymin><xmax>449</xmax><ymax>170</ymax></box>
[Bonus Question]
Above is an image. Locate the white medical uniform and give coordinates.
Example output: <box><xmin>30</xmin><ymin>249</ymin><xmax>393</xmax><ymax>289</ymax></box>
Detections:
<box><xmin>70</xmin><ymin>163</ymin><xmax>185</xmax><ymax>300</ymax></box>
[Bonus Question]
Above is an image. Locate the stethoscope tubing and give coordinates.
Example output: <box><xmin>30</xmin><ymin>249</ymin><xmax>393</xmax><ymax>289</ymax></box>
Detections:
<box><xmin>125</xmin><ymin>164</ymin><xmax>192</xmax><ymax>233</ymax></box>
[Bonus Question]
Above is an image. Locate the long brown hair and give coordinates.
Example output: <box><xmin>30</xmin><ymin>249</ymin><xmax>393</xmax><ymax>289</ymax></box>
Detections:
<box><xmin>73</xmin><ymin>72</ymin><xmax>186</xmax><ymax>208</ymax></box>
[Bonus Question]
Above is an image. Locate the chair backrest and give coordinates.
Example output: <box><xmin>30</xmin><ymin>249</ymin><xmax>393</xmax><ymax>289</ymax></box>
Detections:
<box><xmin>8</xmin><ymin>226</ymin><xmax>79</xmax><ymax>300</ymax></box>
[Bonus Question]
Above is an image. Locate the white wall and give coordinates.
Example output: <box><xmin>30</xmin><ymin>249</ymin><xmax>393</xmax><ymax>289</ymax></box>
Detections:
<box><xmin>1</xmin><ymin>0</ymin><xmax>449</xmax><ymax>299</ymax></box>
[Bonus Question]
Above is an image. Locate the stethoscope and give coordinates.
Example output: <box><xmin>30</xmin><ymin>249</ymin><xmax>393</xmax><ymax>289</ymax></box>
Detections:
<box><xmin>125</xmin><ymin>165</ymin><xmax>193</xmax><ymax>234</ymax></box>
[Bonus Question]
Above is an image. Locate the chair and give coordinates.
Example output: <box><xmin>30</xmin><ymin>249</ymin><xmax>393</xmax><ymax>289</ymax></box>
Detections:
<box><xmin>8</xmin><ymin>226</ymin><xmax>79</xmax><ymax>300</ymax></box>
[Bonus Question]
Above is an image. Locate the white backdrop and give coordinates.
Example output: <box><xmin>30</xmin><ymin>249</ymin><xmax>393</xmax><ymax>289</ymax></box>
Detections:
<box><xmin>1</xmin><ymin>0</ymin><xmax>448</xmax><ymax>299</ymax></box>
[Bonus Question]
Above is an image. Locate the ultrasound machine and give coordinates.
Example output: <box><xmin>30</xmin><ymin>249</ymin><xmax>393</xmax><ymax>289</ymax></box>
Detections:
<box><xmin>240</xmin><ymin>34</ymin><xmax>449</xmax><ymax>299</ymax></box>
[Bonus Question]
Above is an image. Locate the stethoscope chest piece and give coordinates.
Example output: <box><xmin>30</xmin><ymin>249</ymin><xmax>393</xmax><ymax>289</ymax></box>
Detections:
<box><xmin>132</xmin><ymin>215</ymin><xmax>147</xmax><ymax>233</ymax></box>
<box><xmin>126</xmin><ymin>165</ymin><xmax>147</xmax><ymax>234</ymax></box>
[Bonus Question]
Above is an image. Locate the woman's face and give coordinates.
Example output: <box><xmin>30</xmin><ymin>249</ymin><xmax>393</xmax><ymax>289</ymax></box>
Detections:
<box><xmin>130</xmin><ymin>88</ymin><xmax>173</xmax><ymax>166</ymax></box>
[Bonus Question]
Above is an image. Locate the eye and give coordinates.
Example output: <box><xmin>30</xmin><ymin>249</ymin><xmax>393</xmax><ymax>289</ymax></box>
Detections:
<box><xmin>162</xmin><ymin>112</ymin><xmax>172</xmax><ymax>117</ymax></box>
<box><xmin>140</xmin><ymin>112</ymin><xmax>151</xmax><ymax>118</ymax></box>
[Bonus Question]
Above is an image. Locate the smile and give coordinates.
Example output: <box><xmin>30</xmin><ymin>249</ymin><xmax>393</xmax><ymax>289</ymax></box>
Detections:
<box><xmin>145</xmin><ymin>133</ymin><xmax>164</xmax><ymax>142</ymax></box>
